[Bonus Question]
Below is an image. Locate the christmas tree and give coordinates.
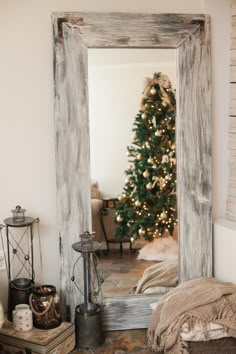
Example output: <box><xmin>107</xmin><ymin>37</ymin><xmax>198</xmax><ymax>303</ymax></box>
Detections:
<box><xmin>114</xmin><ymin>72</ymin><xmax>177</xmax><ymax>242</ymax></box>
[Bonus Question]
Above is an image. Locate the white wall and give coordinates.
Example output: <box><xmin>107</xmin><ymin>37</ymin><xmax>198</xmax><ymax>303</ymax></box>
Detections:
<box><xmin>88</xmin><ymin>49</ymin><xmax>176</xmax><ymax>197</ymax></box>
<box><xmin>0</xmin><ymin>0</ymin><xmax>230</xmax><ymax>308</ymax></box>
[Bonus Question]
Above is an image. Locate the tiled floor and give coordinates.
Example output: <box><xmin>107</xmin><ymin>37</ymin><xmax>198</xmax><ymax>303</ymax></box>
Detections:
<box><xmin>72</xmin><ymin>328</ymin><xmax>153</xmax><ymax>353</ymax></box>
<box><xmin>72</xmin><ymin>332</ymin><xmax>236</xmax><ymax>354</ymax></box>
<box><xmin>97</xmin><ymin>250</ymin><xmax>156</xmax><ymax>297</ymax></box>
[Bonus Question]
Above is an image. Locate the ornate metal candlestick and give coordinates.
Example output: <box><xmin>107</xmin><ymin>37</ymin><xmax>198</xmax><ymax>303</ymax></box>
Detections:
<box><xmin>72</xmin><ymin>231</ymin><xmax>104</xmax><ymax>349</ymax></box>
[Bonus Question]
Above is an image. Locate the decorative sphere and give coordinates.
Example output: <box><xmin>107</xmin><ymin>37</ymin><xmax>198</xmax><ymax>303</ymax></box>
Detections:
<box><xmin>137</xmin><ymin>153</ymin><xmax>142</xmax><ymax>161</ymax></box>
<box><xmin>117</xmin><ymin>215</ymin><xmax>123</xmax><ymax>222</ymax></box>
<box><xmin>146</xmin><ymin>182</ymin><xmax>152</xmax><ymax>190</ymax></box>
<box><xmin>24</xmin><ymin>255</ymin><xmax>30</xmax><ymax>261</ymax></box>
<box><xmin>155</xmin><ymin>130</ymin><xmax>162</xmax><ymax>137</ymax></box>
<box><xmin>119</xmin><ymin>193</ymin><xmax>126</xmax><ymax>201</ymax></box>
<box><xmin>130</xmin><ymin>237</ymin><xmax>135</xmax><ymax>243</ymax></box>
<box><xmin>141</xmin><ymin>113</ymin><xmax>147</xmax><ymax>119</ymax></box>
<box><xmin>150</xmin><ymin>87</ymin><xmax>157</xmax><ymax>95</ymax></box>
<box><xmin>171</xmin><ymin>142</ymin><xmax>176</xmax><ymax>150</ymax></box>
<box><xmin>143</xmin><ymin>170</ymin><xmax>150</xmax><ymax>178</ymax></box>
<box><xmin>139</xmin><ymin>228</ymin><xmax>145</xmax><ymax>236</ymax></box>
<box><xmin>160</xmin><ymin>212</ymin><xmax>167</xmax><ymax>220</ymax></box>
<box><xmin>135</xmin><ymin>200</ymin><xmax>141</xmax><ymax>207</ymax></box>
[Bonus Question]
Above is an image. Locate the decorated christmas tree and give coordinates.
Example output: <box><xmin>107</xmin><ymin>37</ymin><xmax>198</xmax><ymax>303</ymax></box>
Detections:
<box><xmin>114</xmin><ymin>72</ymin><xmax>177</xmax><ymax>242</ymax></box>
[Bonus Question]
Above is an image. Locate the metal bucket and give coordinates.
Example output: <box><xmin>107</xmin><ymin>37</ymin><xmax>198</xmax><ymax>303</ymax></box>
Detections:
<box><xmin>8</xmin><ymin>278</ymin><xmax>34</xmax><ymax>321</ymax></box>
<box><xmin>75</xmin><ymin>304</ymin><xmax>105</xmax><ymax>349</ymax></box>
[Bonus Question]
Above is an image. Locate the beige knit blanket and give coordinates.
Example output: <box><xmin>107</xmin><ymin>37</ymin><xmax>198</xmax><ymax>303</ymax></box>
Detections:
<box><xmin>135</xmin><ymin>260</ymin><xmax>178</xmax><ymax>294</ymax></box>
<box><xmin>148</xmin><ymin>277</ymin><xmax>236</xmax><ymax>353</ymax></box>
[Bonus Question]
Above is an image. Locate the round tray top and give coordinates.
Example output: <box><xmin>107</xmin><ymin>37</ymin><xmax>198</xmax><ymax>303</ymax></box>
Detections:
<box><xmin>4</xmin><ymin>216</ymin><xmax>35</xmax><ymax>227</ymax></box>
<box><xmin>72</xmin><ymin>240</ymin><xmax>102</xmax><ymax>253</ymax></box>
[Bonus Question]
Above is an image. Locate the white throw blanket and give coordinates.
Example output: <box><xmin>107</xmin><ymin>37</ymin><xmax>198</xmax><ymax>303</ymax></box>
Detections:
<box><xmin>135</xmin><ymin>260</ymin><xmax>178</xmax><ymax>294</ymax></box>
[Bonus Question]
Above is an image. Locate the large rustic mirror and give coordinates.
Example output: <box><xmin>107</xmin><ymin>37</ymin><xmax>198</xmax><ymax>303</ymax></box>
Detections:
<box><xmin>88</xmin><ymin>48</ymin><xmax>178</xmax><ymax>297</ymax></box>
<box><xmin>52</xmin><ymin>12</ymin><xmax>212</xmax><ymax>330</ymax></box>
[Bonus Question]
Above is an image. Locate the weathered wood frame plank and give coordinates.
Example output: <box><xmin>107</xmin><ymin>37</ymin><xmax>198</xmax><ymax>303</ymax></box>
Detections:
<box><xmin>52</xmin><ymin>12</ymin><xmax>212</xmax><ymax>330</ymax></box>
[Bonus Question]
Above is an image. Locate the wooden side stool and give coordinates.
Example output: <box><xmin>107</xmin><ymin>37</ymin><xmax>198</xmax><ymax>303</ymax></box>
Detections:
<box><xmin>0</xmin><ymin>320</ymin><xmax>75</xmax><ymax>354</ymax></box>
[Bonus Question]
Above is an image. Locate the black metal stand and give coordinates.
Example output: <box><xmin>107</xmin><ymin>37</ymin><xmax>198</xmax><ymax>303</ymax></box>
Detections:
<box><xmin>72</xmin><ymin>233</ymin><xmax>105</xmax><ymax>349</ymax></box>
<box><xmin>99</xmin><ymin>199</ymin><xmax>133</xmax><ymax>254</ymax></box>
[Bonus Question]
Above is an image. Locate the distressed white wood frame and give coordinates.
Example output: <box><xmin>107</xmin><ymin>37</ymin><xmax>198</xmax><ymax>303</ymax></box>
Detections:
<box><xmin>52</xmin><ymin>12</ymin><xmax>212</xmax><ymax>330</ymax></box>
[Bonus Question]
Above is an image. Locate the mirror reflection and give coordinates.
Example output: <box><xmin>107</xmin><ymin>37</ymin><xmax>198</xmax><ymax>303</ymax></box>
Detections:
<box><xmin>88</xmin><ymin>49</ymin><xmax>178</xmax><ymax>297</ymax></box>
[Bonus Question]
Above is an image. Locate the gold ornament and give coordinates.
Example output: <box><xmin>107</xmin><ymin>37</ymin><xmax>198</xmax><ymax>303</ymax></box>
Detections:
<box><xmin>139</xmin><ymin>228</ymin><xmax>145</xmax><ymax>236</ymax></box>
<box><xmin>150</xmin><ymin>87</ymin><xmax>156</xmax><ymax>95</ymax></box>
<box><xmin>146</xmin><ymin>182</ymin><xmax>152</xmax><ymax>190</ymax></box>
<box><xmin>118</xmin><ymin>193</ymin><xmax>126</xmax><ymax>201</ymax></box>
<box><xmin>130</xmin><ymin>236</ymin><xmax>135</xmax><ymax>242</ymax></box>
<box><xmin>137</xmin><ymin>153</ymin><xmax>142</xmax><ymax>160</ymax></box>
<box><xmin>116</xmin><ymin>215</ymin><xmax>123</xmax><ymax>222</ymax></box>
<box><xmin>160</xmin><ymin>212</ymin><xmax>167</xmax><ymax>220</ymax></box>
<box><xmin>135</xmin><ymin>200</ymin><xmax>141</xmax><ymax>207</ymax></box>
<box><xmin>143</xmin><ymin>170</ymin><xmax>150</xmax><ymax>178</ymax></box>
<box><xmin>132</xmin><ymin>131</ymin><xmax>138</xmax><ymax>140</ymax></box>
<box><xmin>141</xmin><ymin>113</ymin><xmax>147</xmax><ymax>119</ymax></box>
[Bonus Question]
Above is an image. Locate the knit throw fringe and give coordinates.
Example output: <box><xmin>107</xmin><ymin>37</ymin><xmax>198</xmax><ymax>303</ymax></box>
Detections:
<box><xmin>147</xmin><ymin>277</ymin><xmax>236</xmax><ymax>353</ymax></box>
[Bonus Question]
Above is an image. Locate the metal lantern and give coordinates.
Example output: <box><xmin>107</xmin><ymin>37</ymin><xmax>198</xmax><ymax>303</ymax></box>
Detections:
<box><xmin>1</xmin><ymin>206</ymin><xmax>39</xmax><ymax>321</ymax></box>
<box><xmin>72</xmin><ymin>231</ymin><xmax>105</xmax><ymax>349</ymax></box>
<box><xmin>12</xmin><ymin>205</ymin><xmax>26</xmax><ymax>223</ymax></box>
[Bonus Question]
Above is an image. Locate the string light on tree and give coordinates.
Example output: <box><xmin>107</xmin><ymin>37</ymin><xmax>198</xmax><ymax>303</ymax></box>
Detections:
<box><xmin>114</xmin><ymin>72</ymin><xmax>177</xmax><ymax>242</ymax></box>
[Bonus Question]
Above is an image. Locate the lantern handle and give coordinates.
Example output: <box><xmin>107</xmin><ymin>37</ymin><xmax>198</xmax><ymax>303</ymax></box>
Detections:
<box><xmin>29</xmin><ymin>293</ymin><xmax>53</xmax><ymax>316</ymax></box>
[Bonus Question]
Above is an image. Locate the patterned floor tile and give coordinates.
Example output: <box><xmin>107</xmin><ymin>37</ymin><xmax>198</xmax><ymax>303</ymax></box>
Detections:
<box><xmin>71</xmin><ymin>329</ymin><xmax>153</xmax><ymax>353</ymax></box>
